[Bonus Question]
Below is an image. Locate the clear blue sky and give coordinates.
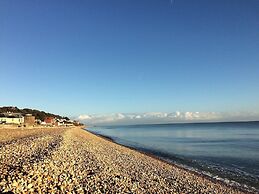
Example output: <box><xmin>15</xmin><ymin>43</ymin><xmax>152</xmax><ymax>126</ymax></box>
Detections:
<box><xmin>0</xmin><ymin>0</ymin><xmax>259</xmax><ymax>118</ymax></box>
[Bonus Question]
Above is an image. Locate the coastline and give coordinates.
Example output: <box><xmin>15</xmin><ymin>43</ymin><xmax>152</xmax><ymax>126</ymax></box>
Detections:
<box><xmin>0</xmin><ymin>126</ymin><xmax>251</xmax><ymax>193</ymax></box>
<box><xmin>85</xmin><ymin>129</ymin><xmax>254</xmax><ymax>194</ymax></box>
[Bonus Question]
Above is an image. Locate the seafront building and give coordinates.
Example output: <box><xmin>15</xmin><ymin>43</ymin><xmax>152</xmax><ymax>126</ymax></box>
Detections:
<box><xmin>24</xmin><ymin>114</ymin><xmax>35</xmax><ymax>127</ymax></box>
<box><xmin>44</xmin><ymin>117</ymin><xmax>55</xmax><ymax>125</ymax></box>
<box><xmin>0</xmin><ymin>113</ymin><xmax>36</xmax><ymax>126</ymax></box>
<box><xmin>0</xmin><ymin>113</ymin><xmax>24</xmax><ymax>125</ymax></box>
<box><xmin>0</xmin><ymin>112</ymin><xmax>79</xmax><ymax>127</ymax></box>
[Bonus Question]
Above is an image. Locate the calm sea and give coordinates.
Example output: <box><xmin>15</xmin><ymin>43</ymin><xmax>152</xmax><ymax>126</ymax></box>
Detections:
<box><xmin>87</xmin><ymin>122</ymin><xmax>259</xmax><ymax>191</ymax></box>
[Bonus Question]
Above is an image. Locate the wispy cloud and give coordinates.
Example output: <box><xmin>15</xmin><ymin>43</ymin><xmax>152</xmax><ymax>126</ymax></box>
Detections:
<box><xmin>76</xmin><ymin>111</ymin><xmax>259</xmax><ymax>125</ymax></box>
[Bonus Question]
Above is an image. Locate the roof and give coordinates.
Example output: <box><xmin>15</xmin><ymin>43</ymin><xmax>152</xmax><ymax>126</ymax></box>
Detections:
<box><xmin>0</xmin><ymin>113</ymin><xmax>23</xmax><ymax>118</ymax></box>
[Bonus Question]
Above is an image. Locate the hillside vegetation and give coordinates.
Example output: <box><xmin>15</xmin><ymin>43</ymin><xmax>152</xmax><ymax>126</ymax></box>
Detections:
<box><xmin>0</xmin><ymin>106</ymin><xmax>69</xmax><ymax>121</ymax></box>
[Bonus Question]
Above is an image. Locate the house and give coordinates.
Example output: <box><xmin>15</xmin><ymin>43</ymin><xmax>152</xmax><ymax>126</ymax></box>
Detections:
<box><xmin>35</xmin><ymin>119</ymin><xmax>42</xmax><ymax>125</ymax></box>
<box><xmin>44</xmin><ymin>117</ymin><xmax>55</xmax><ymax>125</ymax></box>
<box><xmin>24</xmin><ymin>114</ymin><xmax>35</xmax><ymax>127</ymax></box>
<box><xmin>0</xmin><ymin>113</ymin><xmax>24</xmax><ymax>125</ymax></box>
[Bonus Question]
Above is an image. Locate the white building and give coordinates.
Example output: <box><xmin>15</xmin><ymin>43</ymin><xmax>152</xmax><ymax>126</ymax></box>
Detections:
<box><xmin>0</xmin><ymin>113</ymin><xmax>24</xmax><ymax>125</ymax></box>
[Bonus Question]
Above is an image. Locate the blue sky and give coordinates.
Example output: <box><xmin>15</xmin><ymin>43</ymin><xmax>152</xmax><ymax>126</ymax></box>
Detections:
<box><xmin>0</xmin><ymin>0</ymin><xmax>259</xmax><ymax>122</ymax></box>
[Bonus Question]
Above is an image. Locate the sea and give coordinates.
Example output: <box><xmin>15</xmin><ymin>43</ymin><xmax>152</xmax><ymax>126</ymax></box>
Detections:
<box><xmin>86</xmin><ymin>121</ymin><xmax>259</xmax><ymax>192</ymax></box>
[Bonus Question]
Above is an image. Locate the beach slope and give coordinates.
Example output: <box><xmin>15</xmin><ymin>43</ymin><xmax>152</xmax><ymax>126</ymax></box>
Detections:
<box><xmin>0</xmin><ymin>127</ymin><xmax>245</xmax><ymax>193</ymax></box>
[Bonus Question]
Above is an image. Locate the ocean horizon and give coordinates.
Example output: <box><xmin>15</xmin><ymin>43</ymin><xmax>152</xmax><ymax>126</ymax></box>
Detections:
<box><xmin>90</xmin><ymin>120</ymin><xmax>259</xmax><ymax>127</ymax></box>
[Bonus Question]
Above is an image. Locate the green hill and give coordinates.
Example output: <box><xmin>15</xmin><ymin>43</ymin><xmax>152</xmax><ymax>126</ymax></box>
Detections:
<box><xmin>0</xmin><ymin>106</ymin><xmax>69</xmax><ymax>121</ymax></box>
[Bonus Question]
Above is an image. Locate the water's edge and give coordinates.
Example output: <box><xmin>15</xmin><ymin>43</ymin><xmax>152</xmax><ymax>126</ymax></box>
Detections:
<box><xmin>84</xmin><ymin>128</ymin><xmax>256</xmax><ymax>193</ymax></box>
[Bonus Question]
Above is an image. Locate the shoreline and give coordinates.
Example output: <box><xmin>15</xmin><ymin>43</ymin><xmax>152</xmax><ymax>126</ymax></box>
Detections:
<box><xmin>85</xmin><ymin>128</ymin><xmax>254</xmax><ymax>194</ymax></box>
<box><xmin>0</xmin><ymin>126</ymin><xmax>251</xmax><ymax>193</ymax></box>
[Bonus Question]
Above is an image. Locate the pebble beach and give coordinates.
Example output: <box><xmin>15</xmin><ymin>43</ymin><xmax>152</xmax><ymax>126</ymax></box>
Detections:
<box><xmin>0</xmin><ymin>127</ymin><xmax>248</xmax><ymax>193</ymax></box>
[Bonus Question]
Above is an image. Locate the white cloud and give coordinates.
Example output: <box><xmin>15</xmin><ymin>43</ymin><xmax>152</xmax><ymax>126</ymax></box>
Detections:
<box><xmin>76</xmin><ymin>111</ymin><xmax>259</xmax><ymax>126</ymax></box>
<box><xmin>78</xmin><ymin>115</ymin><xmax>92</xmax><ymax>120</ymax></box>
<box><xmin>135</xmin><ymin>115</ymin><xmax>141</xmax><ymax>119</ymax></box>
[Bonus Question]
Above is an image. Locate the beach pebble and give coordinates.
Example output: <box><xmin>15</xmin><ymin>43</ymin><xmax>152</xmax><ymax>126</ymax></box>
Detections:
<box><xmin>0</xmin><ymin>127</ymin><xmax>247</xmax><ymax>194</ymax></box>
